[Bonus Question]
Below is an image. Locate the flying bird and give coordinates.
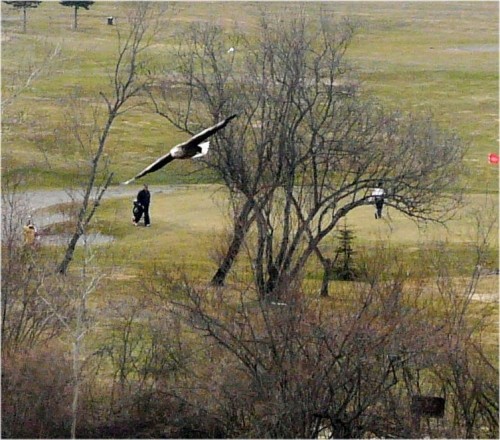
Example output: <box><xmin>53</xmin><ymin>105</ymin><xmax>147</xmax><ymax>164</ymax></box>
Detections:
<box><xmin>123</xmin><ymin>114</ymin><xmax>238</xmax><ymax>185</ymax></box>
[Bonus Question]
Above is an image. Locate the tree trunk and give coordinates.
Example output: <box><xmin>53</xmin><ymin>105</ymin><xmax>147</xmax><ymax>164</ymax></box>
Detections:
<box><xmin>22</xmin><ymin>7</ymin><xmax>27</xmax><ymax>33</ymax></box>
<box><xmin>71</xmin><ymin>335</ymin><xmax>81</xmax><ymax>439</ymax></box>
<box><xmin>58</xmin><ymin>232</ymin><xmax>81</xmax><ymax>275</ymax></box>
<box><xmin>73</xmin><ymin>6</ymin><xmax>78</xmax><ymax>30</ymax></box>
<box><xmin>263</xmin><ymin>265</ymin><xmax>279</xmax><ymax>299</ymax></box>
<box><xmin>58</xmin><ymin>173</ymin><xmax>113</xmax><ymax>276</ymax></box>
<box><xmin>211</xmin><ymin>199</ymin><xmax>254</xmax><ymax>286</ymax></box>
<box><xmin>320</xmin><ymin>258</ymin><xmax>333</xmax><ymax>297</ymax></box>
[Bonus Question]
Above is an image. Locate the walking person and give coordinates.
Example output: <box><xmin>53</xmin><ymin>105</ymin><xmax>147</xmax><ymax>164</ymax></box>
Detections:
<box><xmin>134</xmin><ymin>184</ymin><xmax>151</xmax><ymax>227</ymax></box>
<box><xmin>371</xmin><ymin>181</ymin><xmax>385</xmax><ymax>219</ymax></box>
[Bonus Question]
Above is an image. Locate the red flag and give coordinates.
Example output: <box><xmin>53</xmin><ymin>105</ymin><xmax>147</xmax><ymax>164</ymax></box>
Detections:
<box><xmin>488</xmin><ymin>153</ymin><xmax>499</xmax><ymax>164</ymax></box>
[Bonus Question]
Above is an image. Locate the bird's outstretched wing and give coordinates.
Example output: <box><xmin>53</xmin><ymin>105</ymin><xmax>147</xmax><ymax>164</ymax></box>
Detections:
<box><xmin>122</xmin><ymin>153</ymin><xmax>175</xmax><ymax>185</ymax></box>
<box><xmin>122</xmin><ymin>114</ymin><xmax>238</xmax><ymax>184</ymax></box>
<box><xmin>181</xmin><ymin>114</ymin><xmax>238</xmax><ymax>149</ymax></box>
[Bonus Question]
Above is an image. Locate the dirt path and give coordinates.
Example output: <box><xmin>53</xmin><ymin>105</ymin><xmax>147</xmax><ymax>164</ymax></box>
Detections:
<box><xmin>24</xmin><ymin>185</ymin><xmax>176</xmax><ymax>214</ymax></box>
<box><xmin>11</xmin><ymin>185</ymin><xmax>178</xmax><ymax>246</ymax></box>
<box><xmin>22</xmin><ymin>184</ymin><xmax>178</xmax><ymax>227</ymax></box>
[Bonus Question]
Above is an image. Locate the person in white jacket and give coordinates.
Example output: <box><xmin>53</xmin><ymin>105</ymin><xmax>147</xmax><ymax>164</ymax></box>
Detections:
<box><xmin>371</xmin><ymin>182</ymin><xmax>385</xmax><ymax>219</ymax></box>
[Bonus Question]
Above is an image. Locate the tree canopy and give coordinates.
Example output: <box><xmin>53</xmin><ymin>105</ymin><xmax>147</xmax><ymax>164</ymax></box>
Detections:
<box><xmin>152</xmin><ymin>11</ymin><xmax>466</xmax><ymax>298</ymax></box>
<box><xmin>3</xmin><ymin>1</ymin><xmax>42</xmax><ymax>32</ymax></box>
<box><xmin>59</xmin><ymin>0</ymin><xmax>94</xmax><ymax>30</ymax></box>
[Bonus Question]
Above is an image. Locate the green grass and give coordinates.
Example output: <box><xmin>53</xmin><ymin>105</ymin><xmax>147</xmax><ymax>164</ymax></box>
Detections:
<box><xmin>80</xmin><ymin>185</ymin><xmax>498</xmax><ymax>279</ymax></box>
<box><xmin>2</xmin><ymin>1</ymin><xmax>499</xmax><ymax>317</ymax></box>
<box><xmin>3</xmin><ymin>5</ymin><xmax>497</xmax><ymax>429</ymax></box>
<box><xmin>3</xmin><ymin>1</ymin><xmax>498</xmax><ymax>303</ymax></box>
<box><xmin>2</xmin><ymin>1</ymin><xmax>498</xmax><ymax>192</ymax></box>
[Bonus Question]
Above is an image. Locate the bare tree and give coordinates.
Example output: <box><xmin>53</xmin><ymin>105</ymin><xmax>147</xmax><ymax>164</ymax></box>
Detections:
<box><xmin>140</xmin><ymin>222</ymin><xmax>496</xmax><ymax>438</ymax></box>
<box><xmin>428</xmin><ymin>201</ymin><xmax>499</xmax><ymax>438</ymax></box>
<box><xmin>151</xmin><ymin>10</ymin><xmax>466</xmax><ymax>297</ymax></box>
<box><xmin>68</xmin><ymin>239</ymin><xmax>104</xmax><ymax>439</ymax></box>
<box><xmin>2</xmin><ymin>170</ymin><xmax>102</xmax><ymax>438</ymax></box>
<box><xmin>1</xmin><ymin>172</ymin><xmax>73</xmax><ymax>351</ymax></box>
<box><xmin>148</xmin><ymin>22</ymin><xmax>255</xmax><ymax>287</ymax></box>
<box><xmin>160</xmin><ymin>266</ymin><xmax>440</xmax><ymax>438</ymax></box>
<box><xmin>57</xmin><ymin>3</ymin><xmax>164</xmax><ymax>274</ymax></box>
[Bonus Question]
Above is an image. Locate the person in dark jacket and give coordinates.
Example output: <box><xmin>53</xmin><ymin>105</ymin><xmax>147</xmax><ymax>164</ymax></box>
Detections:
<box><xmin>134</xmin><ymin>184</ymin><xmax>151</xmax><ymax>226</ymax></box>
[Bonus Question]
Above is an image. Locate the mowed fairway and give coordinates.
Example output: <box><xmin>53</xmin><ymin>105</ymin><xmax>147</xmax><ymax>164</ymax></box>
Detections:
<box><xmin>2</xmin><ymin>2</ymin><xmax>498</xmax><ymax>292</ymax></box>
<box><xmin>94</xmin><ymin>185</ymin><xmax>498</xmax><ymax>281</ymax></box>
<box><xmin>1</xmin><ymin>1</ymin><xmax>498</xmax><ymax>191</ymax></box>
<box><xmin>94</xmin><ymin>186</ymin><xmax>233</xmax><ymax>272</ymax></box>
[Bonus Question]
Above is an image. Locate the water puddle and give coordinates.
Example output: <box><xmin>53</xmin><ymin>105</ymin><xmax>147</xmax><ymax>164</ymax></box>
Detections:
<box><xmin>4</xmin><ymin>185</ymin><xmax>178</xmax><ymax>247</ymax></box>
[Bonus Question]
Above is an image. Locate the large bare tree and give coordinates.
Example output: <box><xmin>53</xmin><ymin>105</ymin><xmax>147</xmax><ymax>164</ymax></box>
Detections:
<box><xmin>57</xmin><ymin>3</ymin><xmax>165</xmax><ymax>274</ymax></box>
<box><xmin>152</xmin><ymin>9</ymin><xmax>466</xmax><ymax>297</ymax></box>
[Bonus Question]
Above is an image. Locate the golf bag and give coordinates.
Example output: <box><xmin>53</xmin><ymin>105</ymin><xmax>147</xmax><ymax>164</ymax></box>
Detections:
<box><xmin>132</xmin><ymin>200</ymin><xmax>143</xmax><ymax>224</ymax></box>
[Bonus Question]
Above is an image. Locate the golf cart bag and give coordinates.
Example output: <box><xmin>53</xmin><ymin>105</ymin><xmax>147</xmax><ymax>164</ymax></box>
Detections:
<box><xmin>132</xmin><ymin>200</ymin><xmax>143</xmax><ymax>223</ymax></box>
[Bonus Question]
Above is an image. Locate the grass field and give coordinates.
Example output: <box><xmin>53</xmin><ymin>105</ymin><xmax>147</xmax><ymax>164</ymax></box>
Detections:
<box><xmin>85</xmin><ymin>185</ymin><xmax>498</xmax><ymax>283</ymax></box>
<box><xmin>2</xmin><ymin>2</ymin><xmax>498</xmax><ymax>294</ymax></box>
<box><xmin>2</xmin><ymin>5</ymin><xmax>498</xmax><ymax>435</ymax></box>
<box><xmin>2</xmin><ymin>1</ymin><xmax>498</xmax><ymax>191</ymax></box>
<box><xmin>2</xmin><ymin>1</ymin><xmax>498</xmax><ymax>282</ymax></box>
